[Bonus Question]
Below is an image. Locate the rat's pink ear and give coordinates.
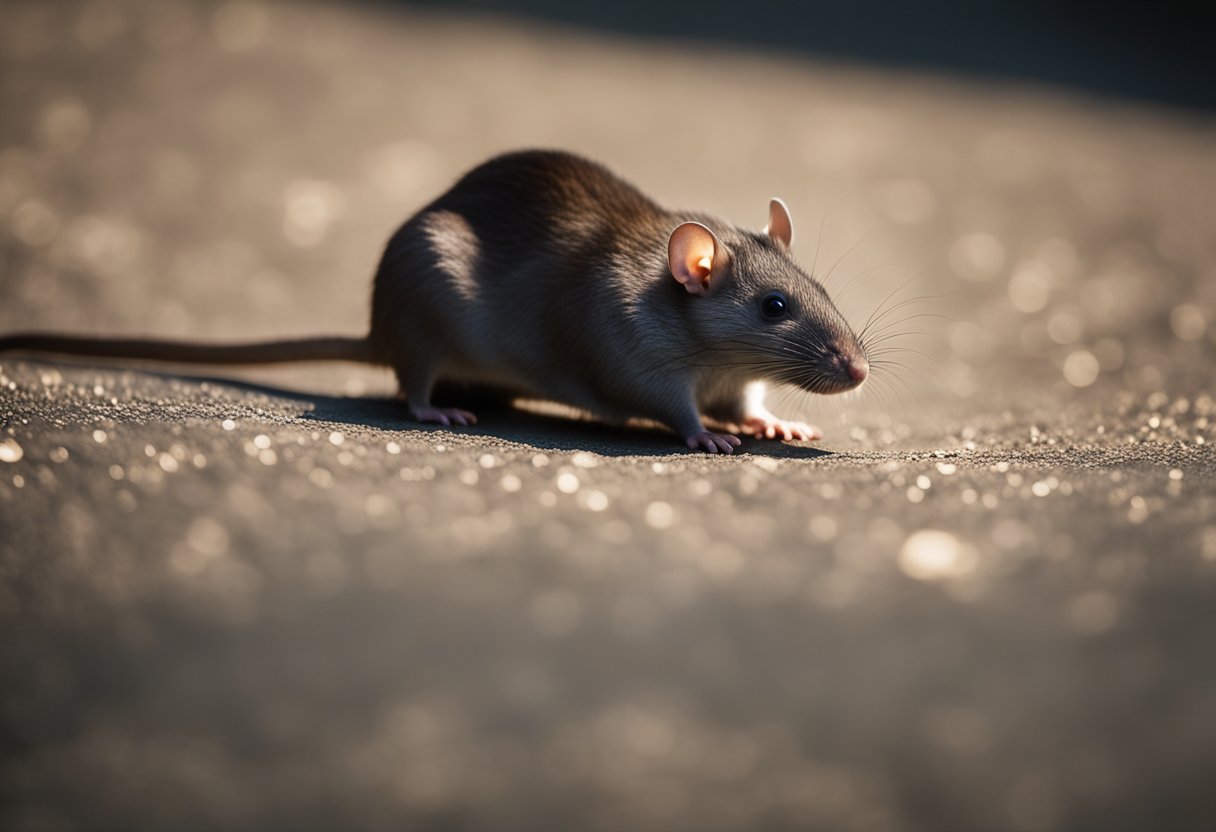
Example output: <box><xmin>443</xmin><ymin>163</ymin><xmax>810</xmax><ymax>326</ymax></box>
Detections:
<box><xmin>668</xmin><ymin>222</ymin><xmax>726</xmax><ymax>296</ymax></box>
<box><xmin>764</xmin><ymin>197</ymin><xmax>793</xmax><ymax>248</ymax></box>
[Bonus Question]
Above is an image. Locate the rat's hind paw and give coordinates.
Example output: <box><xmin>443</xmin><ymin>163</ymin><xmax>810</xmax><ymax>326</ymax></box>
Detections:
<box><xmin>411</xmin><ymin>406</ymin><xmax>478</xmax><ymax>427</ymax></box>
<box><xmin>743</xmin><ymin>416</ymin><xmax>821</xmax><ymax>441</ymax></box>
<box><xmin>685</xmin><ymin>430</ymin><xmax>742</xmax><ymax>454</ymax></box>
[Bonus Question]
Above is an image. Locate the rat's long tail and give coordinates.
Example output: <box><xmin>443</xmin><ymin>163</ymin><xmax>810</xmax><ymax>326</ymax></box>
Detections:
<box><xmin>0</xmin><ymin>333</ymin><xmax>380</xmax><ymax>365</ymax></box>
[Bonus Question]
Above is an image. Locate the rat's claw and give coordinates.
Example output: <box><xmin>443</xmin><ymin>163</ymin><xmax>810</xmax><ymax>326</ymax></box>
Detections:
<box><xmin>686</xmin><ymin>430</ymin><xmax>741</xmax><ymax>454</ymax></box>
<box><xmin>743</xmin><ymin>416</ymin><xmax>821</xmax><ymax>441</ymax></box>
<box><xmin>412</xmin><ymin>406</ymin><xmax>478</xmax><ymax>427</ymax></box>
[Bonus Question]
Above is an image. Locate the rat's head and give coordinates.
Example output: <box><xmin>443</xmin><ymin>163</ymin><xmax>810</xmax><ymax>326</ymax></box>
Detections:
<box><xmin>667</xmin><ymin>199</ymin><xmax>868</xmax><ymax>395</ymax></box>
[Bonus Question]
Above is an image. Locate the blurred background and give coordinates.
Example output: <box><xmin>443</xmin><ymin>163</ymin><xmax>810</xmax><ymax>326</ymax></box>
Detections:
<box><xmin>2</xmin><ymin>1</ymin><xmax>1215</xmax><ymax>831</ymax></box>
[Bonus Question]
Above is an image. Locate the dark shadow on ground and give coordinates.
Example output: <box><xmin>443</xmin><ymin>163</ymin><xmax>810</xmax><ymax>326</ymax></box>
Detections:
<box><xmin>305</xmin><ymin>391</ymin><xmax>832</xmax><ymax>459</ymax></box>
<box><xmin>18</xmin><ymin>359</ymin><xmax>831</xmax><ymax>459</ymax></box>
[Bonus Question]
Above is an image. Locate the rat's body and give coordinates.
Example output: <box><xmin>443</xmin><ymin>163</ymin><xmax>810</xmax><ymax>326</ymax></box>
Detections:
<box><xmin>1</xmin><ymin>150</ymin><xmax>868</xmax><ymax>452</ymax></box>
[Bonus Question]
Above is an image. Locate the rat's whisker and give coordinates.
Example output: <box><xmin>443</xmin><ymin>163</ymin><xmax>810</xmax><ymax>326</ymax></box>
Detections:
<box><xmin>863</xmin><ymin>331</ymin><xmax>952</xmax><ymax>352</ymax></box>
<box><xmin>809</xmin><ymin>209</ymin><xmax>828</xmax><ymax>278</ymax></box>
<box><xmin>857</xmin><ymin>270</ymin><xmax>926</xmax><ymax>341</ymax></box>
<box><xmin>861</xmin><ymin>312</ymin><xmax>956</xmax><ymax>346</ymax></box>
<box><xmin>859</xmin><ymin>292</ymin><xmax>952</xmax><ymax>344</ymax></box>
<box><xmin>834</xmin><ymin>262</ymin><xmax>903</xmax><ymax>305</ymax></box>
<box><xmin>870</xmin><ymin>346</ymin><xmax>958</xmax><ymax>379</ymax></box>
<box><xmin>819</xmin><ymin>229</ymin><xmax>873</xmax><ymax>286</ymax></box>
<box><xmin>860</xmin><ymin>294</ymin><xmax>957</xmax><ymax>341</ymax></box>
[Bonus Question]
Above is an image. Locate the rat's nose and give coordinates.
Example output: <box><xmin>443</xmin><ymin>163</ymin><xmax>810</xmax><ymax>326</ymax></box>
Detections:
<box><xmin>847</xmin><ymin>357</ymin><xmax>869</xmax><ymax>383</ymax></box>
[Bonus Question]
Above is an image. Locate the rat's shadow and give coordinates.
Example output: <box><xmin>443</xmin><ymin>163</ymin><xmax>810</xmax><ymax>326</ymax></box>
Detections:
<box><xmin>23</xmin><ymin>360</ymin><xmax>832</xmax><ymax>459</ymax></box>
<box><xmin>303</xmin><ymin>390</ymin><xmax>831</xmax><ymax>459</ymax></box>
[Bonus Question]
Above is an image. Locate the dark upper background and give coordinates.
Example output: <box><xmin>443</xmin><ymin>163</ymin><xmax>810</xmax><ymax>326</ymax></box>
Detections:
<box><xmin>397</xmin><ymin>0</ymin><xmax>1216</xmax><ymax>113</ymax></box>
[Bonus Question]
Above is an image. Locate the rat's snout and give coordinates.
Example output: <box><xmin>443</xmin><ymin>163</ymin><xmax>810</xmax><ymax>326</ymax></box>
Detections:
<box><xmin>847</xmin><ymin>357</ymin><xmax>869</xmax><ymax>383</ymax></box>
<box><xmin>825</xmin><ymin>346</ymin><xmax>868</xmax><ymax>392</ymax></box>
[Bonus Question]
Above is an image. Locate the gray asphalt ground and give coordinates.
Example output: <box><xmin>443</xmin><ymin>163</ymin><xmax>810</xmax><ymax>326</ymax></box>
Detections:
<box><xmin>2</xmin><ymin>2</ymin><xmax>1216</xmax><ymax>830</ymax></box>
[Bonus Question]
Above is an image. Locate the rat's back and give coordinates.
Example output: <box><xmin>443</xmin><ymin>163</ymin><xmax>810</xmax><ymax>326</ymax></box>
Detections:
<box><xmin>437</xmin><ymin>149</ymin><xmax>663</xmax><ymax>238</ymax></box>
<box><xmin>368</xmin><ymin>150</ymin><xmax>672</xmax><ymax>408</ymax></box>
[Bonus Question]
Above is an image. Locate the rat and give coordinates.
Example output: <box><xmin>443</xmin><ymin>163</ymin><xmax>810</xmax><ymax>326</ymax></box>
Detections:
<box><xmin>0</xmin><ymin>150</ymin><xmax>869</xmax><ymax>453</ymax></box>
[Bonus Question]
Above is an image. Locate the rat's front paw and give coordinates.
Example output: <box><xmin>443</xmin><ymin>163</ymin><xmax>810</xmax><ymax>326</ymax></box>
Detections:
<box><xmin>411</xmin><ymin>406</ymin><xmax>478</xmax><ymax>427</ymax></box>
<box><xmin>742</xmin><ymin>415</ymin><xmax>822</xmax><ymax>441</ymax></box>
<box><xmin>685</xmin><ymin>430</ymin><xmax>742</xmax><ymax>454</ymax></box>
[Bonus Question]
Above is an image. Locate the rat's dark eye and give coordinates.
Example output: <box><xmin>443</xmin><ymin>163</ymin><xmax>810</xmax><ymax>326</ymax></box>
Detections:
<box><xmin>760</xmin><ymin>291</ymin><xmax>789</xmax><ymax>321</ymax></box>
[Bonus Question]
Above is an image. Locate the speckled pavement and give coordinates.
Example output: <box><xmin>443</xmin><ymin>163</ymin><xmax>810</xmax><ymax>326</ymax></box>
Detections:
<box><xmin>2</xmin><ymin>2</ymin><xmax>1216</xmax><ymax>831</ymax></box>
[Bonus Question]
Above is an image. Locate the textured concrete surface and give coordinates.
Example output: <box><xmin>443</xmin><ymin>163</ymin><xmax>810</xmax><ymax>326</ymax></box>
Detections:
<box><xmin>2</xmin><ymin>1</ymin><xmax>1216</xmax><ymax>831</ymax></box>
